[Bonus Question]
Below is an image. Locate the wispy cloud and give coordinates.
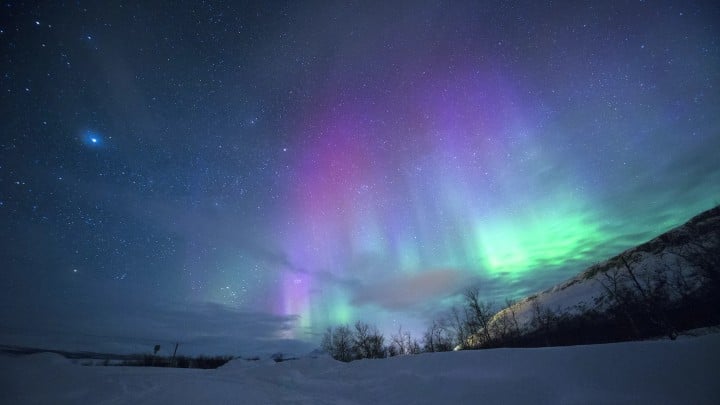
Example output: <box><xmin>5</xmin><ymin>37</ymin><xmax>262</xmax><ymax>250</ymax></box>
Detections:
<box><xmin>350</xmin><ymin>268</ymin><xmax>468</xmax><ymax>311</ymax></box>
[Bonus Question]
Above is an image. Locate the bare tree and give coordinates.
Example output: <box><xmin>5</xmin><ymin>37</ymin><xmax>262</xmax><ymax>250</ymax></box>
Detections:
<box><xmin>390</xmin><ymin>325</ymin><xmax>421</xmax><ymax>355</ymax></box>
<box><xmin>464</xmin><ymin>287</ymin><xmax>494</xmax><ymax>347</ymax></box>
<box><xmin>366</xmin><ymin>332</ymin><xmax>386</xmax><ymax>358</ymax></box>
<box><xmin>321</xmin><ymin>325</ymin><xmax>355</xmax><ymax>362</ymax></box>
<box><xmin>659</xmin><ymin>253</ymin><xmax>694</xmax><ymax>300</ymax></box>
<box><xmin>489</xmin><ymin>298</ymin><xmax>521</xmax><ymax>345</ymax></box>
<box><xmin>390</xmin><ymin>325</ymin><xmax>407</xmax><ymax>355</ymax></box>
<box><xmin>597</xmin><ymin>267</ymin><xmax>641</xmax><ymax>339</ymax></box>
<box><xmin>386</xmin><ymin>343</ymin><xmax>398</xmax><ymax>357</ymax></box>
<box><xmin>352</xmin><ymin>321</ymin><xmax>385</xmax><ymax>359</ymax></box>
<box><xmin>407</xmin><ymin>336</ymin><xmax>422</xmax><ymax>354</ymax></box>
<box><xmin>620</xmin><ymin>254</ymin><xmax>677</xmax><ymax>339</ymax></box>
<box><xmin>450</xmin><ymin>306</ymin><xmax>469</xmax><ymax>349</ymax></box>
<box><xmin>662</xmin><ymin>235</ymin><xmax>720</xmax><ymax>295</ymax></box>
<box><xmin>503</xmin><ymin>298</ymin><xmax>521</xmax><ymax>338</ymax></box>
<box><xmin>530</xmin><ymin>300</ymin><xmax>556</xmax><ymax>346</ymax></box>
<box><xmin>352</xmin><ymin>321</ymin><xmax>371</xmax><ymax>360</ymax></box>
<box><xmin>423</xmin><ymin>319</ymin><xmax>454</xmax><ymax>352</ymax></box>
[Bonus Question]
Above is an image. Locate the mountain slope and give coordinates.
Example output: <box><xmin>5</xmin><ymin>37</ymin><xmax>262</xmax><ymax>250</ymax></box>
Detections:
<box><xmin>488</xmin><ymin>205</ymin><xmax>720</xmax><ymax>344</ymax></box>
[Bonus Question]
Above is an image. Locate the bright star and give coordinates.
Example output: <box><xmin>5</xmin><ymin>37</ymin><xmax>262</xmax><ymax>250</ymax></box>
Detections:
<box><xmin>82</xmin><ymin>130</ymin><xmax>104</xmax><ymax>148</ymax></box>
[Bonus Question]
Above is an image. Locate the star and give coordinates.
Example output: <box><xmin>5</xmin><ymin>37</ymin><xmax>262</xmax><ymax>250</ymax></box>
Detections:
<box><xmin>1</xmin><ymin>0</ymin><xmax>717</xmax><ymax>357</ymax></box>
<box><xmin>82</xmin><ymin>130</ymin><xmax>104</xmax><ymax>148</ymax></box>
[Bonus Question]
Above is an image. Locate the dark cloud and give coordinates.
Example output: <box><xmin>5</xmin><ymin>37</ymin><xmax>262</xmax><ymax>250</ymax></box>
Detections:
<box><xmin>0</xmin><ymin>297</ymin><xmax>312</xmax><ymax>356</ymax></box>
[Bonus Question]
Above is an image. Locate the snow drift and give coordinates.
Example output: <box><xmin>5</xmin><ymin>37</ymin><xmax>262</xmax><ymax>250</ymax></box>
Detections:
<box><xmin>2</xmin><ymin>333</ymin><xmax>719</xmax><ymax>404</ymax></box>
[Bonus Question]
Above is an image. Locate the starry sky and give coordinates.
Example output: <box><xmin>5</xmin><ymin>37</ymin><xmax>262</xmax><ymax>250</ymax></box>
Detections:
<box><xmin>1</xmin><ymin>1</ymin><xmax>719</xmax><ymax>355</ymax></box>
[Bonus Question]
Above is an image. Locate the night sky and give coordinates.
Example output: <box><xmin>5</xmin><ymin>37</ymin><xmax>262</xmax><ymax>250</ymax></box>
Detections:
<box><xmin>1</xmin><ymin>1</ymin><xmax>719</xmax><ymax>355</ymax></box>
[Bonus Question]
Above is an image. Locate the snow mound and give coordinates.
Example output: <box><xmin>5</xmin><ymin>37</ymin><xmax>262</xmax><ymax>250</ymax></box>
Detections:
<box><xmin>2</xmin><ymin>334</ymin><xmax>719</xmax><ymax>404</ymax></box>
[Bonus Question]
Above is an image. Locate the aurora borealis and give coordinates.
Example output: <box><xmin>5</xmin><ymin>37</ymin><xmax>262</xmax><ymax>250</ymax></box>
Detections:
<box><xmin>1</xmin><ymin>1</ymin><xmax>719</xmax><ymax>354</ymax></box>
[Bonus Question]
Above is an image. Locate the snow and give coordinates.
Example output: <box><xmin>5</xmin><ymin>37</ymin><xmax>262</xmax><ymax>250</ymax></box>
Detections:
<box><xmin>506</xmin><ymin>238</ymin><xmax>710</xmax><ymax>331</ymax></box>
<box><xmin>2</xmin><ymin>334</ymin><xmax>719</xmax><ymax>404</ymax></box>
<box><xmin>510</xmin><ymin>272</ymin><xmax>605</xmax><ymax>327</ymax></box>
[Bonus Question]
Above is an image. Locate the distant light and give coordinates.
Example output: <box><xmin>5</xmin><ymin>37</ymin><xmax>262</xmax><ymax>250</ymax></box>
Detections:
<box><xmin>82</xmin><ymin>130</ymin><xmax>104</xmax><ymax>147</ymax></box>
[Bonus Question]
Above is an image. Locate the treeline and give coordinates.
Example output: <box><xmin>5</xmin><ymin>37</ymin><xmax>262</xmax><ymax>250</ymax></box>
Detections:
<box><xmin>119</xmin><ymin>354</ymin><xmax>233</xmax><ymax>369</ymax></box>
<box><xmin>321</xmin><ymin>217</ymin><xmax>720</xmax><ymax>361</ymax></box>
<box><xmin>320</xmin><ymin>322</ymin><xmax>423</xmax><ymax>362</ymax></box>
<box><xmin>319</xmin><ymin>287</ymin><xmax>519</xmax><ymax>362</ymax></box>
<box><xmin>466</xmin><ymin>244</ymin><xmax>720</xmax><ymax>349</ymax></box>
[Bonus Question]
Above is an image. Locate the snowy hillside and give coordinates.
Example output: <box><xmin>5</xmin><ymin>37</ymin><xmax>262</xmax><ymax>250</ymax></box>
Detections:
<box><xmin>491</xmin><ymin>205</ymin><xmax>720</xmax><ymax>336</ymax></box>
<box><xmin>1</xmin><ymin>333</ymin><xmax>719</xmax><ymax>404</ymax></box>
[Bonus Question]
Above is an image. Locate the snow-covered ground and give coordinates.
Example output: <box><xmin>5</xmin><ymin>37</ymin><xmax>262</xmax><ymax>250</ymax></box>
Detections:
<box><xmin>2</xmin><ymin>334</ymin><xmax>719</xmax><ymax>404</ymax></box>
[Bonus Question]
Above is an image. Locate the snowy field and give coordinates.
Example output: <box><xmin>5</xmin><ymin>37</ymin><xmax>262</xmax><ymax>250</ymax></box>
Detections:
<box><xmin>2</xmin><ymin>334</ymin><xmax>719</xmax><ymax>405</ymax></box>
